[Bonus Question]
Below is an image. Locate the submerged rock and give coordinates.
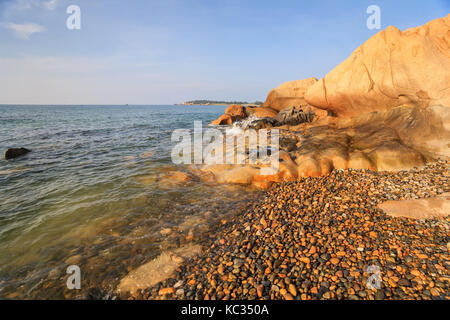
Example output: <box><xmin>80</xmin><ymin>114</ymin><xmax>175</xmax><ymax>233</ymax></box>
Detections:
<box><xmin>117</xmin><ymin>244</ymin><xmax>201</xmax><ymax>296</ymax></box>
<box><xmin>4</xmin><ymin>148</ymin><xmax>31</xmax><ymax>160</ymax></box>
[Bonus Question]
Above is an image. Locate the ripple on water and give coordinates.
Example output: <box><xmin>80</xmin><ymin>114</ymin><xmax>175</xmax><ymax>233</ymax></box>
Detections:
<box><xmin>0</xmin><ymin>104</ymin><xmax>257</xmax><ymax>299</ymax></box>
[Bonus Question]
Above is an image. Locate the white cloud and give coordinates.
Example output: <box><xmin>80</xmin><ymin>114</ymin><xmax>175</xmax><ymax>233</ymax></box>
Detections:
<box><xmin>43</xmin><ymin>0</ymin><xmax>59</xmax><ymax>10</ymax></box>
<box><xmin>11</xmin><ymin>0</ymin><xmax>59</xmax><ymax>11</ymax></box>
<box><xmin>4</xmin><ymin>22</ymin><xmax>46</xmax><ymax>39</ymax></box>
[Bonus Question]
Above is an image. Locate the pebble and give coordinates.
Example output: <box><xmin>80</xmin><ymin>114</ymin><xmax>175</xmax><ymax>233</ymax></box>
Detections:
<box><xmin>135</xmin><ymin>160</ymin><xmax>450</xmax><ymax>300</ymax></box>
<box><xmin>158</xmin><ymin>288</ymin><xmax>174</xmax><ymax>296</ymax></box>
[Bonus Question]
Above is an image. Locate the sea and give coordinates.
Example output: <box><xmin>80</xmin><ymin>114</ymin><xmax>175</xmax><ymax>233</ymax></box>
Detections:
<box><xmin>0</xmin><ymin>105</ymin><xmax>259</xmax><ymax>299</ymax></box>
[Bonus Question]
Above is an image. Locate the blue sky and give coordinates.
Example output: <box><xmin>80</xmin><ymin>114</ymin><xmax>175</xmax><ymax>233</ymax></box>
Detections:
<box><xmin>0</xmin><ymin>0</ymin><xmax>448</xmax><ymax>104</ymax></box>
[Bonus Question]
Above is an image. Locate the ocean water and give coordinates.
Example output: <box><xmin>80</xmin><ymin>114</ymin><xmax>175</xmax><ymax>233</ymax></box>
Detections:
<box><xmin>0</xmin><ymin>105</ymin><xmax>258</xmax><ymax>299</ymax></box>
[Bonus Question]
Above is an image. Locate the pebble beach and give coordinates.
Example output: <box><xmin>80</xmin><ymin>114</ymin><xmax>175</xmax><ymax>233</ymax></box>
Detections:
<box><xmin>124</xmin><ymin>160</ymin><xmax>450</xmax><ymax>300</ymax></box>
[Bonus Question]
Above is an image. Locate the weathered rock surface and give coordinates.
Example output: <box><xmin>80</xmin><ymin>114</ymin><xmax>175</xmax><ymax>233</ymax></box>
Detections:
<box><xmin>211</xmin><ymin>105</ymin><xmax>247</xmax><ymax>125</ymax></box>
<box><xmin>200</xmin><ymin>104</ymin><xmax>449</xmax><ymax>188</ymax></box>
<box><xmin>247</xmin><ymin>117</ymin><xmax>280</xmax><ymax>130</ymax></box>
<box><xmin>206</xmin><ymin>16</ymin><xmax>450</xmax><ymax>187</ymax></box>
<box><xmin>305</xmin><ymin>14</ymin><xmax>450</xmax><ymax>117</ymax></box>
<box><xmin>4</xmin><ymin>148</ymin><xmax>31</xmax><ymax>160</ymax></box>
<box><xmin>224</xmin><ymin>105</ymin><xmax>247</xmax><ymax>120</ymax></box>
<box><xmin>291</xmin><ymin>105</ymin><xmax>449</xmax><ymax>175</ymax></box>
<box><xmin>211</xmin><ymin>114</ymin><xmax>234</xmax><ymax>125</ymax></box>
<box><xmin>262</xmin><ymin>78</ymin><xmax>318</xmax><ymax>111</ymax></box>
<box><xmin>211</xmin><ymin>105</ymin><xmax>280</xmax><ymax>125</ymax></box>
<box><xmin>198</xmin><ymin>150</ymin><xmax>299</xmax><ymax>190</ymax></box>
<box><xmin>249</xmin><ymin>107</ymin><xmax>278</xmax><ymax>119</ymax></box>
<box><xmin>276</xmin><ymin>106</ymin><xmax>316</xmax><ymax>125</ymax></box>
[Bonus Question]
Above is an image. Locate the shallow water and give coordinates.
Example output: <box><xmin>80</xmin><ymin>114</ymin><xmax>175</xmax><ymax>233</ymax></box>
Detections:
<box><xmin>0</xmin><ymin>105</ymin><xmax>259</xmax><ymax>299</ymax></box>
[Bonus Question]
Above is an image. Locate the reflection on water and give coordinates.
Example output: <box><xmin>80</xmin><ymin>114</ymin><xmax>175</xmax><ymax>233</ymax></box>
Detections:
<box><xmin>0</xmin><ymin>105</ymin><xmax>259</xmax><ymax>299</ymax></box>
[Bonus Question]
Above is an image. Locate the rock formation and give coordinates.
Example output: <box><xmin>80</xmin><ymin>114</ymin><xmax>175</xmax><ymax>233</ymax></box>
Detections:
<box><xmin>4</xmin><ymin>148</ymin><xmax>31</xmax><ymax>160</ymax></box>
<box><xmin>305</xmin><ymin>14</ymin><xmax>450</xmax><ymax>117</ymax></box>
<box><xmin>211</xmin><ymin>105</ymin><xmax>247</xmax><ymax>125</ymax></box>
<box><xmin>262</xmin><ymin>78</ymin><xmax>318</xmax><ymax>111</ymax></box>
<box><xmin>247</xmin><ymin>107</ymin><xmax>278</xmax><ymax>118</ymax></box>
<box><xmin>204</xmin><ymin>15</ymin><xmax>450</xmax><ymax>189</ymax></box>
<box><xmin>276</xmin><ymin>106</ymin><xmax>316</xmax><ymax>125</ymax></box>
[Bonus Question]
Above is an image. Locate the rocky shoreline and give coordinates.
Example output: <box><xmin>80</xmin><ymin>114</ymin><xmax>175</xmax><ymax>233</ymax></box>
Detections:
<box><xmin>116</xmin><ymin>15</ymin><xmax>450</xmax><ymax>301</ymax></box>
<box><xmin>119</xmin><ymin>160</ymin><xmax>449</xmax><ymax>300</ymax></box>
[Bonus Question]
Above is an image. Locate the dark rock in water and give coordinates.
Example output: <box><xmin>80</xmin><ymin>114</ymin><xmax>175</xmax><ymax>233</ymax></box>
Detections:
<box><xmin>4</xmin><ymin>148</ymin><xmax>31</xmax><ymax>160</ymax></box>
<box><xmin>276</xmin><ymin>106</ymin><xmax>315</xmax><ymax>125</ymax></box>
<box><xmin>247</xmin><ymin>118</ymin><xmax>280</xmax><ymax>130</ymax></box>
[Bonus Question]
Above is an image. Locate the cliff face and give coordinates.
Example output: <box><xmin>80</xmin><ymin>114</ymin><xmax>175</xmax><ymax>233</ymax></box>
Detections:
<box><xmin>305</xmin><ymin>14</ymin><xmax>450</xmax><ymax>117</ymax></box>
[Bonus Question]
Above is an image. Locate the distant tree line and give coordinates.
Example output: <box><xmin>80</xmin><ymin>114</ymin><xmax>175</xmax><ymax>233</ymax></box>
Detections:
<box><xmin>183</xmin><ymin>100</ymin><xmax>263</xmax><ymax>105</ymax></box>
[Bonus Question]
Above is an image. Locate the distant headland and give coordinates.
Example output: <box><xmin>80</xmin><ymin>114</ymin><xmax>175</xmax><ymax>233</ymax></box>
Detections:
<box><xmin>179</xmin><ymin>100</ymin><xmax>263</xmax><ymax>106</ymax></box>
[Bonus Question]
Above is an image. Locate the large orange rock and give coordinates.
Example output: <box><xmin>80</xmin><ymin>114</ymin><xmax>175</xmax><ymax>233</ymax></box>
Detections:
<box><xmin>210</xmin><ymin>105</ymin><xmax>247</xmax><ymax>125</ymax></box>
<box><xmin>305</xmin><ymin>14</ymin><xmax>450</xmax><ymax>117</ymax></box>
<box><xmin>224</xmin><ymin>105</ymin><xmax>247</xmax><ymax>119</ymax></box>
<box><xmin>251</xmin><ymin>107</ymin><xmax>278</xmax><ymax>118</ymax></box>
<box><xmin>211</xmin><ymin>114</ymin><xmax>233</xmax><ymax>125</ymax></box>
<box><xmin>262</xmin><ymin>78</ymin><xmax>319</xmax><ymax>112</ymax></box>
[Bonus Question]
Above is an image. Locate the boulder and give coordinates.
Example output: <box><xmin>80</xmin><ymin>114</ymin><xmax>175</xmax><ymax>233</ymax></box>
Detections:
<box><xmin>211</xmin><ymin>114</ymin><xmax>233</xmax><ymax>125</ymax></box>
<box><xmin>211</xmin><ymin>105</ymin><xmax>248</xmax><ymax>125</ymax></box>
<box><xmin>282</xmin><ymin>104</ymin><xmax>448</xmax><ymax>177</ymax></box>
<box><xmin>262</xmin><ymin>78</ymin><xmax>319</xmax><ymax>112</ymax></box>
<box><xmin>224</xmin><ymin>105</ymin><xmax>247</xmax><ymax>120</ymax></box>
<box><xmin>305</xmin><ymin>14</ymin><xmax>450</xmax><ymax>117</ymax></box>
<box><xmin>251</xmin><ymin>107</ymin><xmax>278</xmax><ymax>118</ymax></box>
<box><xmin>5</xmin><ymin>148</ymin><xmax>31</xmax><ymax>160</ymax></box>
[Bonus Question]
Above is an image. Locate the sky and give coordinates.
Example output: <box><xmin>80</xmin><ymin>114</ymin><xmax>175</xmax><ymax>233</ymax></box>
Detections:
<box><xmin>0</xmin><ymin>0</ymin><xmax>448</xmax><ymax>105</ymax></box>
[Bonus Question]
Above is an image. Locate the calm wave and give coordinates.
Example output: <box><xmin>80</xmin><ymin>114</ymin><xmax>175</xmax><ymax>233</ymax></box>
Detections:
<box><xmin>0</xmin><ymin>105</ymin><xmax>259</xmax><ymax>299</ymax></box>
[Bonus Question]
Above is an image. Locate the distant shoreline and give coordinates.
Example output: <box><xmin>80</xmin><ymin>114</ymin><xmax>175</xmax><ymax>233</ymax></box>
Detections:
<box><xmin>176</xmin><ymin>103</ymin><xmax>261</xmax><ymax>107</ymax></box>
<box><xmin>179</xmin><ymin>100</ymin><xmax>263</xmax><ymax>106</ymax></box>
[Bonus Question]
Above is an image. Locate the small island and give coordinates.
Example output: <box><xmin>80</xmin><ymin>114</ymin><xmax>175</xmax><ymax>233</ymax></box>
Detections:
<box><xmin>180</xmin><ymin>100</ymin><xmax>263</xmax><ymax>106</ymax></box>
